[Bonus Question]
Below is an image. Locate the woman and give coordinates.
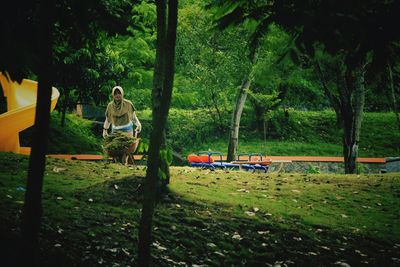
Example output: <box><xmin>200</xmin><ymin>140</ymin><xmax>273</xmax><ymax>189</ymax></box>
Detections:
<box><xmin>103</xmin><ymin>86</ymin><xmax>142</xmax><ymax>153</ymax></box>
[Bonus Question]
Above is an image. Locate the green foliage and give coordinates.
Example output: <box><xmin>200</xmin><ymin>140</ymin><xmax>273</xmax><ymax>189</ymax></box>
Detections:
<box><xmin>175</xmin><ymin>2</ymin><xmax>252</xmax><ymax>117</ymax></box>
<box><xmin>19</xmin><ymin>108</ymin><xmax>398</xmax><ymax>158</ymax></box>
<box><xmin>160</xmin><ymin>148</ymin><xmax>173</xmax><ymax>166</ymax></box>
<box><xmin>307</xmin><ymin>164</ymin><xmax>320</xmax><ymax>174</ymax></box>
<box><xmin>165</xmin><ymin>108</ymin><xmax>230</xmax><ymax>152</ymax></box>
<box><xmin>162</xmin><ymin>109</ymin><xmax>399</xmax><ymax>158</ymax></box>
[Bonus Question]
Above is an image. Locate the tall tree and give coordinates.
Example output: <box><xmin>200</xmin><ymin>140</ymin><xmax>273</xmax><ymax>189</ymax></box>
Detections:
<box><xmin>18</xmin><ymin>0</ymin><xmax>55</xmax><ymax>265</ymax></box>
<box><xmin>227</xmin><ymin>52</ymin><xmax>257</xmax><ymax>161</ymax></box>
<box><xmin>138</xmin><ymin>0</ymin><xmax>178</xmax><ymax>265</ymax></box>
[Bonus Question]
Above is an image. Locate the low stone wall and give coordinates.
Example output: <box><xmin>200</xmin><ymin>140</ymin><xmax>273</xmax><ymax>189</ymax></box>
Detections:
<box><xmin>386</xmin><ymin>157</ymin><xmax>400</xmax><ymax>173</ymax></box>
<box><xmin>268</xmin><ymin>161</ymin><xmax>386</xmax><ymax>174</ymax></box>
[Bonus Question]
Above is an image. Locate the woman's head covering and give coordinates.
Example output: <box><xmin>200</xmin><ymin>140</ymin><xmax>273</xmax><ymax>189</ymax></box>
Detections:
<box><xmin>112</xmin><ymin>86</ymin><xmax>124</xmax><ymax>98</ymax></box>
<box><xmin>106</xmin><ymin>86</ymin><xmax>135</xmax><ymax>126</ymax></box>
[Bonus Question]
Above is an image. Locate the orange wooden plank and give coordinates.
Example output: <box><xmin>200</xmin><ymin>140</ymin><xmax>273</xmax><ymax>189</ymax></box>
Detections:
<box><xmin>210</xmin><ymin>155</ymin><xmax>385</xmax><ymax>163</ymax></box>
<box><xmin>46</xmin><ymin>154</ymin><xmax>144</xmax><ymax>161</ymax></box>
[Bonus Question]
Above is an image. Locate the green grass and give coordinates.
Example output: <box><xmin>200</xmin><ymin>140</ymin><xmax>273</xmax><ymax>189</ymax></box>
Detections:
<box><xmin>187</xmin><ymin>139</ymin><xmax>344</xmax><ymax>157</ymax></box>
<box><xmin>20</xmin><ymin>112</ymin><xmax>103</xmax><ymax>154</ymax></box>
<box><xmin>1</xmin><ymin>152</ymin><xmax>399</xmax><ymax>266</ymax></box>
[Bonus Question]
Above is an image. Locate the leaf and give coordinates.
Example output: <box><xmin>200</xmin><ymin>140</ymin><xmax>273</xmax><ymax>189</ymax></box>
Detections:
<box><xmin>207</xmin><ymin>243</ymin><xmax>217</xmax><ymax>248</ymax></box>
<box><xmin>237</xmin><ymin>189</ymin><xmax>250</xmax><ymax>193</ymax></box>
<box><xmin>152</xmin><ymin>241</ymin><xmax>167</xmax><ymax>251</ymax></box>
<box><xmin>121</xmin><ymin>248</ymin><xmax>130</xmax><ymax>256</ymax></box>
<box><xmin>166</xmin><ymin>148</ymin><xmax>173</xmax><ymax>165</ymax></box>
<box><xmin>245</xmin><ymin>211</ymin><xmax>256</xmax><ymax>216</ymax></box>
<box><xmin>232</xmin><ymin>232</ymin><xmax>242</xmax><ymax>240</ymax></box>
<box><xmin>53</xmin><ymin>166</ymin><xmax>66</xmax><ymax>173</ymax></box>
<box><xmin>214</xmin><ymin>251</ymin><xmax>225</xmax><ymax>257</ymax></box>
<box><xmin>334</xmin><ymin>261</ymin><xmax>351</xmax><ymax>267</ymax></box>
<box><xmin>158</xmin><ymin>168</ymin><xmax>167</xmax><ymax>180</ymax></box>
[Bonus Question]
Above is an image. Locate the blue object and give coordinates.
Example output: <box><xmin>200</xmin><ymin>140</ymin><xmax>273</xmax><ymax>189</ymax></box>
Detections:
<box><xmin>190</xmin><ymin>151</ymin><xmax>269</xmax><ymax>173</ymax></box>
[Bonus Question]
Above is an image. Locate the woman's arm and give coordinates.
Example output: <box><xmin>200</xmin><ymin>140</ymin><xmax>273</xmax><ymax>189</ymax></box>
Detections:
<box><xmin>132</xmin><ymin>112</ymin><xmax>141</xmax><ymax>133</ymax></box>
<box><xmin>103</xmin><ymin>115</ymin><xmax>111</xmax><ymax>138</ymax></box>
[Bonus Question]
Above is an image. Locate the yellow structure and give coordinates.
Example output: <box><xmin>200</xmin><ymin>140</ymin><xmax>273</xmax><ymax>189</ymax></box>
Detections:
<box><xmin>0</xmin><ymin>72</ymin><xmax>60</xmax><ymax>154</ymax></box>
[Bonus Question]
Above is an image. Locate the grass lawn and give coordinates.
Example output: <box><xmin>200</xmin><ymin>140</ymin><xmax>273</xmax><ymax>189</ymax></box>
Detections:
<box><xmin>0</xmin><ymin>152</ymin><xmax>399</xmax><ymax>266</ymax></box>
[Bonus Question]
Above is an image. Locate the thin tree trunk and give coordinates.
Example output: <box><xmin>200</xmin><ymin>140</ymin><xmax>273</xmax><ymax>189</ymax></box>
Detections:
<box><xmin>19</xmin><ymin>0</ymin><xmax>54</xmax><ymax>265</ymax></box>
<box><xmin>227</xmin><ymin>53</ymin><xmax>257</xmax><ymax>162</ymax></box>
<box><xmin>60</xmin><ymin>87</ymin><xmax>70</xmax><ymax>127</ymax></box>
<box><xmin>227</xmin><ymin>78</ymin><xmax>251</xmax><ymax>162</ymax></box>
<box><xmin>138</xmin><ymin>0</ymin><xmax>178</xmax><ymax>266</ymax></box>
<box><xmin>387</xmin><ymin>61</ymin><xmax>400</xmax><ymax>132</ymax></box>
<box><xmin>160</xmin><ymin>130</ymin><xmax>170</xmax><ymax>187</ymax></box>
<box><xmin>315</xmin><ymin>61</ymin><xmax>342</xmax><ymax>126</ymax></box>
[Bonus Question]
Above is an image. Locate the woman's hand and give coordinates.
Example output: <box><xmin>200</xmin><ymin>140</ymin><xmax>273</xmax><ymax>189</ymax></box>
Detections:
<box><xmin>102</xmin><ymin>129</ymin><xmax>109</xmax><ymax>138</ymax></box>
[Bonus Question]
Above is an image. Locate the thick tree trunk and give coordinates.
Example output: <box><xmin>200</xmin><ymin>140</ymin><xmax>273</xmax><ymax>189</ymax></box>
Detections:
<box><xmin>342</xmin><ymin>62</ymin><xmax>366</xmax><ymax>174</ymax></box>
<box><xmin>149</xmin><ymin>0</ymin><xmax>170</xmax><ymax>190</ymax></box>
<box><xmin>138</xmin><ymin>0</ymin><xmax>177</xmax><ymax>266</ymax></box>
<box><xmin>19</xmin><ymin>0</ymin><xmax>54</xmax><ymax>265</ymax></box>
<box><xmin>315</xmin><ymin>59</ymin><xmax>367</xmax><ymax>174</ymax></box>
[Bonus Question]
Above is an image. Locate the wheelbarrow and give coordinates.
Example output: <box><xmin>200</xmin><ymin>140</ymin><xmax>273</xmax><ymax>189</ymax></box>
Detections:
<box><xmin>107</xmin><ymin>131</ymin><xmax>140</xmax><ymax>165</ymax></box>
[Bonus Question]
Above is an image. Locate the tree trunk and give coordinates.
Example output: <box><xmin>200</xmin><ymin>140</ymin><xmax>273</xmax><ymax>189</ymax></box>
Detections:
<box><xmin>160</xmin><ymin>130</ymin><xmax>170</xmax><ymax>188</ymax></box>
<box><xmin>138</xmin><ymin>0</ymin><xmax>178</xmax><ymax>266</ymax></box>
<box><xmin>315</xmin><ymin>59</ymin><xmax>367</xmax><ymax>174</ymax></box>
<box><xmin>60</xmin><ymin>87</ymin><xmax>70</xmax><ymax>127</ymax></box>
<box><xmin>149</xmin><ymin>0</ymin><xmax>170</xmax><ymax>190</ymax></box>
<box><xmin>315</xmin><ymin>61</ymin><xmax>342</xmax><ymax>126</ymax></box>
<box><xmin>387</xmin><ymin>61</ymin><xmax>400</xmax><ymax>132</ymax></box>
<box><xmin>342</xmin><ymin>62</ymin><xmax>366</xmax><ymax>174</ymax></box>
<box><xmin>227</xmin><ymin>79</ymin><xmax>251</xmax><ymax>162</ymax></box>
<box><xmin>19</xmin><ymin>0</ymin><xmax>54</xmax><ymax>265</ymax></box>
<box><xmin>227</xmin><ymin>53</ymin><xmax>257</xmax><ymax>162</ymax></box>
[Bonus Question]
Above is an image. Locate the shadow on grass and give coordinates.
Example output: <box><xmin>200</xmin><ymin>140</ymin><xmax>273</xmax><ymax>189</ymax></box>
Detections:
<box><xmin>1</xmin><ymin>174</ymin><xmax>399</xmax><ymax>267</ymax></box>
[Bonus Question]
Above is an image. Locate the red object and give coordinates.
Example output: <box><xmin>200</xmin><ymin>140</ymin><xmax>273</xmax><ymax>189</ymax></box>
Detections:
<box><xmin>187</xmin><ymin>154</ymin><xmax>214</xmax><ymax>163</ymax></box>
